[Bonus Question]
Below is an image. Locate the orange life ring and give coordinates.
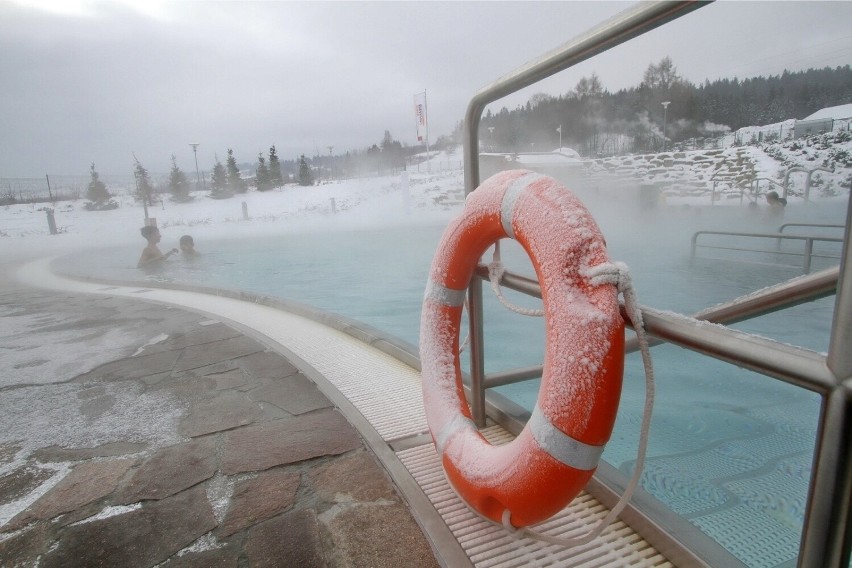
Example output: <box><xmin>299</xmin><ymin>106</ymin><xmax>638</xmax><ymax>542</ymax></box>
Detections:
<box><xmin>419</xmin><ymin>170</ymin><xmax>625</xmax><ymax>528</ymax></box>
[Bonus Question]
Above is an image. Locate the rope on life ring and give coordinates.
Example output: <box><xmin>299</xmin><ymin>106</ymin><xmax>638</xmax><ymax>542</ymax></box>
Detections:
<box><xmin>420</xmin><ymin>170</ymin><xmax>630</xmax><ymax>530</ymax></box>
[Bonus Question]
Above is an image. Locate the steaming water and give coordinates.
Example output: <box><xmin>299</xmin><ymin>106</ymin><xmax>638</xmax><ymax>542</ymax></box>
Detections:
<box><xmin>54</xmin><ymin>194</ymin><xmax>846</xmax><ymax>568</ymax></box>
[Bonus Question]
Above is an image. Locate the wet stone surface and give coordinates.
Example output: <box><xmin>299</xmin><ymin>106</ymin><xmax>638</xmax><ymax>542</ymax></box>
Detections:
<box><xmin>219</xmin><ymin>469</ymin><xmax>301</xmax><ymax>537</ymax></box>
<box><xmin>0</xmin><ymin>288</ymin><xmax>438</xmax><ymax>567</ymax></box>
<box><xmin>221</xmin><ymin>409</ymin><xmax>362</xmax><ymax>475</ymax></box>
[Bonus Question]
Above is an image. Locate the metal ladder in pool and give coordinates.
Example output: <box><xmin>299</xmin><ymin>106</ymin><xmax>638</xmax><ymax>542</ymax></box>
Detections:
<box><xmin>454</xmin><ymin>2</ymin><xmax>851</xmax><ymax>567</ymax></box>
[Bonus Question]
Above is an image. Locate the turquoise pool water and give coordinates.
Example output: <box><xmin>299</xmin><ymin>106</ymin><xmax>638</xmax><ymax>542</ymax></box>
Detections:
<box><xmin>55</xmin><ymin>196</ymin><xmax>846</xmax><ymax>568</ymax></box>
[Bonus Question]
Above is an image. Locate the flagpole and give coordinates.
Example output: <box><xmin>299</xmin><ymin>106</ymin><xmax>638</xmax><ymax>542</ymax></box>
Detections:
<box><xmin>424</xmin><ymin>89</ymin><xmax>431</xmax><ymax>172</ymax></box>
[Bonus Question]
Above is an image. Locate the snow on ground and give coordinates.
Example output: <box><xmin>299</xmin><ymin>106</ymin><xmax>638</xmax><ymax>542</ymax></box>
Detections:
<box><xmin>0</xmin><ymin>156</ymin><xmax>466</xmax><ymax>265</ymax></box>
<box><xmin>2</xmin><ymin>130</ymin><xmax>850</xmax><ymax>267</ymax></box>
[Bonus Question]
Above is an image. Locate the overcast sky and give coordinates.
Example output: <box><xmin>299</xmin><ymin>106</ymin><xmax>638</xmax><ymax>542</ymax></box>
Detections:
<box><xmin>1</xmin><ymin>1</ymin><xmax>851</xmax><ymax>178</ymax></box>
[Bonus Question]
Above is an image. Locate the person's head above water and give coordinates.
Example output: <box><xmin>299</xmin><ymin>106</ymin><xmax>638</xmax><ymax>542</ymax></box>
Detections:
<box><xmin>766</xmin><ymin>191</ymin><xmax>787</xmax><ymax>207</ymax></box>
<box><xmin>140</xmin><ymin>225</ymin><xmax>160</xmax><ymax>242</ymax></box>
<box><xmin>179</xmin><ymin>234</ymin><xmax>200</xmax><ymax>257</ymax></box>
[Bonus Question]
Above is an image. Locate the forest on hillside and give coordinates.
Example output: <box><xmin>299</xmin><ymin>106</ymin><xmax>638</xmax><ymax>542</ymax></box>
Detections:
<box><xmin>476</xmin><ymin>59</ymin><xmax>852</xmax><ymax>157</ymax></box>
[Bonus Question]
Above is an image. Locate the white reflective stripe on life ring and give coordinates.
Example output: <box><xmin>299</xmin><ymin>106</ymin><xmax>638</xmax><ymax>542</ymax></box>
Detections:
<box><xmin>424</xmin><ymin>280</ymin><xmax>466</xmax><ymax>307</ymax></box>
<box><xmin>529</xmin><ymin>405</ymin><xmax>605</xmax><ymax>471</ymax></box>
<box><xmin>500</xmin><ymin>172</ymin><xmax>545</xmax><ymax>239</ymax></box>
<box><xmin>435</xmin><ymin>413</ymin><xmax>477</xmax><ymax>454</ymax></box>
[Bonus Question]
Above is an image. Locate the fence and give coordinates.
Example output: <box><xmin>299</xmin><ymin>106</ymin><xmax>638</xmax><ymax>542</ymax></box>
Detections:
<box><xmin>0</xmin><ymin>174</ymin><xmax>158</xmax><ymax>205</ymax></box>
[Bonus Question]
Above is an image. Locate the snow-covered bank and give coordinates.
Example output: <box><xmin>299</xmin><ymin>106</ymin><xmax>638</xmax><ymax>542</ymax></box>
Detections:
<box><xmin>2</xmin><ymin>131</ymin><xmax>850</xmax><ymax>269</ymax></box>
<box><xmin>0</xmin><ymin>167</ymin><xmax>465</xmax><ymax>265</ymax></box>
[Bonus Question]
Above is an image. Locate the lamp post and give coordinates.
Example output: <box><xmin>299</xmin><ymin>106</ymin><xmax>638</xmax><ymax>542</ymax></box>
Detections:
<box><xmin>189</xmin><ymin>143</ymin><xmax>202</xmax><ymax>191</ymax></box>
<box><xmin>661</xmin><ymin>101</ymin><xmax>671</xmax><ymax>152</ymax></box>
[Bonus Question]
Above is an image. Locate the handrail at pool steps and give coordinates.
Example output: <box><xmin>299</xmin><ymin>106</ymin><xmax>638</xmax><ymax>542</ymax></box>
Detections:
<box><xmin>474</xmin><ymin>264</ymin><xmax>839</xmax><ymax>392</ymax></box>
<box><xmin>779</xmin><ymin>222</ymin><xmax>846</xmax><ymax>234</ymax></box>
<box><xmin>458</xmin><ymin>0</ymin><xmax>852</xmax><ymax>566</ymax></box>
<box><xmin>690</xmin><ymin>229</ymin><xmax>843</xmax><ymax>273</ymax></box>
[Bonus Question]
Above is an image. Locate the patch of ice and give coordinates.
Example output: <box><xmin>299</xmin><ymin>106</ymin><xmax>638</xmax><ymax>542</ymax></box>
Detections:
<box><xmin>0</xmin><ymin>381</ymin><xmax>185</xmax><ymax>476</ymax></box>
<box><xmin>205</xmin><ymin>473</ymin><xmax>236</xmax><ymax>523</ymax></box>
<box><xmin>70</xmin><ymin>503</ymin><xmax>142</xmax><ymax>525</ymax></box>
<box><xmin>131</xmin><ymin>333</ymin><xmax>169</xmax><ymax>357</ymax></box>
<box><xmin>0</xmin><ymin>462</ymin><xmax>70</xmax><ymax>529</ymax></box>
<box><xmin>174</xmin><ymin>532</ymin><xmax>225</xmax><ymax>556</ymax></box>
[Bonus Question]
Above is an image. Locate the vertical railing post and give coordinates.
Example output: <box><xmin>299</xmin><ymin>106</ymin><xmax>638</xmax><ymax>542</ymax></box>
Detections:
<box><xmin>468</xmin><ymin>281</ymin><xmax>487</xmax><ymax>427</ymax></box>
<box><xmin>799</xmin><ymin>190</ymin><xmax>852</xmax><ymax>567</ymax></box>
<box><xmin>827</xmin><ymin>193</ymin><xmax>852</xmax><ymax>379</ymax></box>
<box><xmin>464</xmin><ymin>94</ymin><xmax>487</xmax><ymax>427</ymax></box>
<box><xmin>803</xmin><ymin>238</ymin><xmax>813</xmax><ymax>274</ymax></box>
<box><xmin>798</xmin><ymin>388</ymin><xmax>852</xmax><ymax>568</ymax></box>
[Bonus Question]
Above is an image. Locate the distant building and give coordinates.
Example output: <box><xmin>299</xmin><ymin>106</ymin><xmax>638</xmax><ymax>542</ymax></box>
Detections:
<box><xmin>802</xmin><ymin>103</ymin><xmax>852</xmax><ymax>121</ymax></box>
<box><xmin>795</xmin><ymin>103</ymin><xmax>852</xmax><ymax>138</ymax></box>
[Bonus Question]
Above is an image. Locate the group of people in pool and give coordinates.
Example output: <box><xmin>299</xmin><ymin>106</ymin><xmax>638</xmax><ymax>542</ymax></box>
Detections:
<box><xmin>137</xmin><ymin>225</ymin><xmax>200</xmax><ymax>268</ymax></box>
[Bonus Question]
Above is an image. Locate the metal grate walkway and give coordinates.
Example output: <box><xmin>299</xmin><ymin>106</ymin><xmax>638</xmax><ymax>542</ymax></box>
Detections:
<box><xmin>398</xmin><ymin>433</ymin><xmax>673</xmax><ymax>568</ymax></box>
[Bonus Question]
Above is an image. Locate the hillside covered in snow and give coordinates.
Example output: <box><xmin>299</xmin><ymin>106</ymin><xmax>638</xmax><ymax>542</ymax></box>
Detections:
<box><xmin>587</xmin><ymin>126</ymin><xmax>851</xmax><ymax>205</ymax></box>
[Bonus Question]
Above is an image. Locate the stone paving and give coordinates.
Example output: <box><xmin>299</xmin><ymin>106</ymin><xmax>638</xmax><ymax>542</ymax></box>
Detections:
<box><xmin>0</xmin><ymin>284</ymin><xmax>438</xmax><ymax>567</ymax></box>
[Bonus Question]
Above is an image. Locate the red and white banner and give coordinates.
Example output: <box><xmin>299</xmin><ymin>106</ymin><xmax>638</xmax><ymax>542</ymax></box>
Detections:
<box><xmin>414</xmin><ymin>91</ymin><xmax>427</xmax><ymax>142</ymax></box>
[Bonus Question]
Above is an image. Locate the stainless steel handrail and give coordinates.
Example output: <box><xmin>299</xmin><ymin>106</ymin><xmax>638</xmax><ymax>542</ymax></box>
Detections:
<box><xmin>691</xmin><ymin>230</ymin><xmax>843</xmax><ymax>273</ymax></box>
<box><xmin>462</xmin><ymin>0</ymin><xmax>708</xmax><ymax>430</ymax></box>
<box><xmin>779</xmin><ymin>222</ymin><xmax>845</xmax><ymax>234</ymax></box>
<box><xmin>459</xmin><ymin>1</ymin><xmax>852</xmax><ymax>566</ymax></box>
<box><xmin>475</xmin><ymin>265</ymin><xmax>840</xmax><ymax>391</ymax></box>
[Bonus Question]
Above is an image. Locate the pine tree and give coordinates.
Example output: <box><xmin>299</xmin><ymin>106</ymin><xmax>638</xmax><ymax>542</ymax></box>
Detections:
<box><xmin>133</xmin><ymin>157</ymin><xmax>153</xmax><ymax>207</ymax></box>
<box><xmin>298</xmin><ymin>154</ymin><xmax>313</xmax><ymax>186</ymax></box>
<box><xmin>268</xmin><ymin>145</ymin><xmax>283</xmax><ymax>188</ymax></box>
<box><xmin>255</xmin><ymin>152</ymin><xmax>270</xmax><ymax>191</ymax></box>
<box><xmin>86</xmin><ymin>162</ymin><xmax>110</xmax><ymax>204</ymax></box>
<box><xmin>168</xmin><ymin>155</ymin><xmax>191</xmax><ymax>201</ymax></box>
<box><xmin>225</xmin><ymin>148</ymin><xmax>246</xmax><ymax>193</ymax></box>
<box><xmin>210</xmin><ymin>155</ymin><xmax>230</xmax><ymax>199</ymax></box>
<box><xmin>380</xmin><ymin>131</ymin><xmax>404</xmax><ymax>173</ymax></box>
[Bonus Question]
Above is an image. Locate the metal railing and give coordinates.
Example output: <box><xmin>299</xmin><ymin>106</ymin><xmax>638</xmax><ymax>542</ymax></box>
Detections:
<box><xmin>460</xmin><ymin>2</ymin><xmax>851</xmax><ymax>567</ymax></box>
<box><xmin>750</xmin><ymin>176</ymin><xmax>786</xmax><ymax>202</ymax></box>
<box><xmin>690</xmin><ymin>230</ymin><xmax>843</xmax><ymax>273</ymax></box>
<box><xmin>780</xmin><ymin>222</ymin><xmax>845</xmax><ymax>235</ymax></box>
<box><xmin>784</xmin><ymin>166</ymin><xmax>835</xmax><ymax>202</ymax></box>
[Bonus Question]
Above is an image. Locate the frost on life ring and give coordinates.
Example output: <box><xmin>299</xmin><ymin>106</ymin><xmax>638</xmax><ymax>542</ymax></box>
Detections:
<box><xmin>419</xmin><ymin>170</ymin><xmax>625</xmax><ymax>528</ymax></box>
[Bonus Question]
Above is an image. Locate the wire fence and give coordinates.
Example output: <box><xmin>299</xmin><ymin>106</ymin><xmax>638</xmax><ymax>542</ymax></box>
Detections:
<box><xmin>0</xmin><ymin>174</ymin><xmax>155</xmax><ymax>205</ymax></box>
